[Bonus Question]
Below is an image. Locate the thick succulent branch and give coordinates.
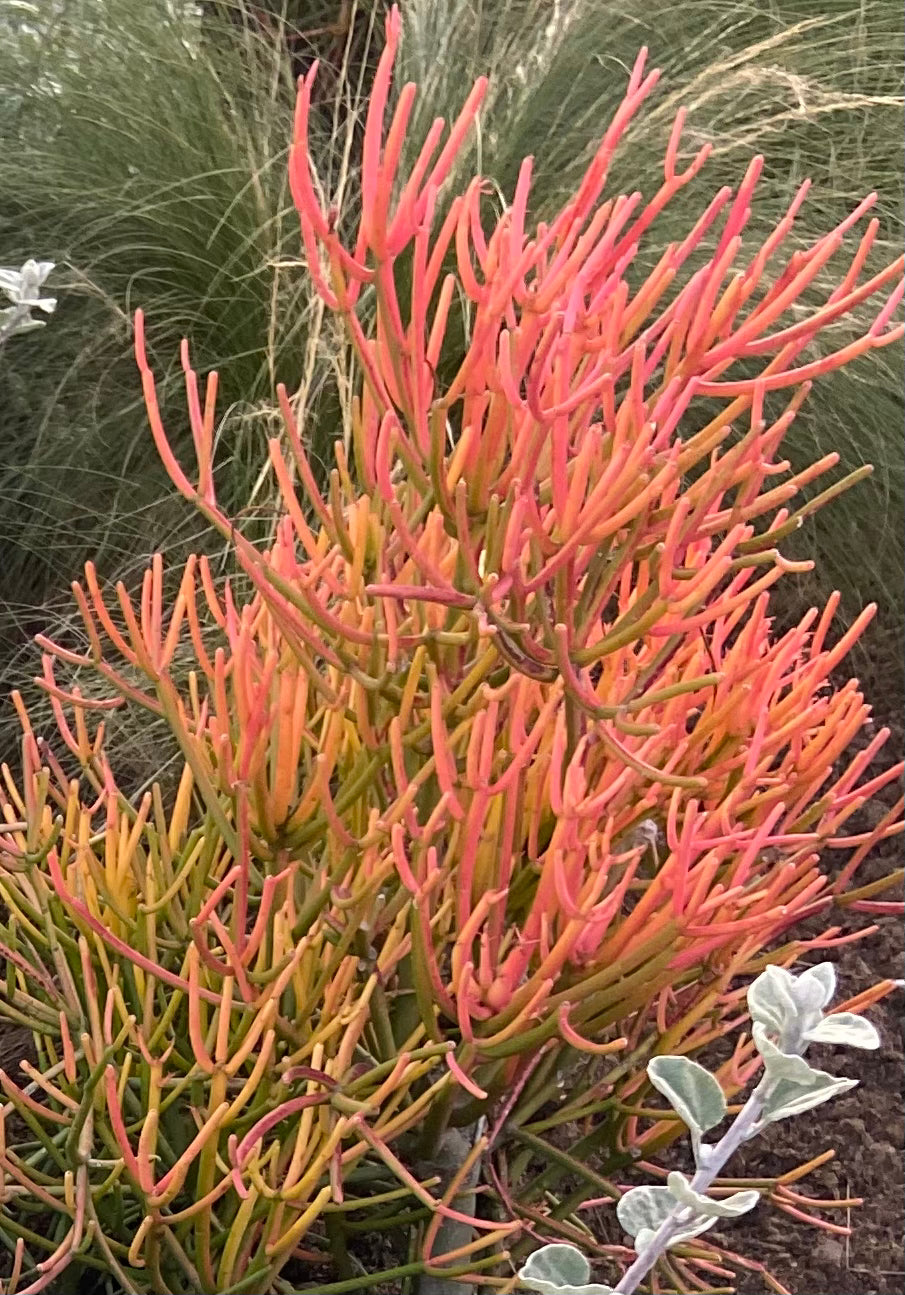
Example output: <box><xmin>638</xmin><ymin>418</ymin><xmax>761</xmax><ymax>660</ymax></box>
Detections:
<box><xmin>415</xmin><ymin>1123</ymin><xmax>484</xmax><ymax>1295</ymax></box>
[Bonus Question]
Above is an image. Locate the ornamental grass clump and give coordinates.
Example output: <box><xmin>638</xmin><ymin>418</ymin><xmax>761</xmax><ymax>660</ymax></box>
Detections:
<box><xmin>0</xmin><ymin>9</ymin><xmax>902</xmax><ymax>1292</ymax></box>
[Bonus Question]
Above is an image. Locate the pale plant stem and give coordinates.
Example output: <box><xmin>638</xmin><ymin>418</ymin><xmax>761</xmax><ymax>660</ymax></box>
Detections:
<box><xmin>415</xmin><ymin>1122</ymin><xmax>484</xmax><ymax>1295</ymax></box>
<box><xmin>614</xmin><ymin>1087</ymin><xmax>768</xmax><ymax>1295</ymax></box>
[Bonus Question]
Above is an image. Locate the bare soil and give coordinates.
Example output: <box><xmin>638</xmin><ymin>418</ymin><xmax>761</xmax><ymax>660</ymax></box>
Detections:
<box><xmin>733</xmin><ymin>915</ymin><xmax>904</xmax><ymax>1295</ymax></box>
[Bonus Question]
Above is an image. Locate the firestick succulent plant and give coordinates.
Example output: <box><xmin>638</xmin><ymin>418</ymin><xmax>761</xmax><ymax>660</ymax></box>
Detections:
<box><xmin>0</xmin><ymin>7</ymin><xmax>901</xmax><ymax>1292</ymax></box>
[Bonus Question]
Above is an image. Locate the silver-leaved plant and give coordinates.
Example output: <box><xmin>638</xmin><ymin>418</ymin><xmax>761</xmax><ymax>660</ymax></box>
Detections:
<box><xmin>0</xmin><ymin>259</ymin><xmax>56</xmax><ymax>346</ymax></box>
<box><xmin>517</xmin><ymin>962</ymin><xmax>881</xmax><ymax>1295</ymax></box>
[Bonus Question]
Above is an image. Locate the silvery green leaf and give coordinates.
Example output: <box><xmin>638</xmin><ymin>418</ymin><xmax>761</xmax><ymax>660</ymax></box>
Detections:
<box><xmin>801</xmin><ymin>963</ymin><xmax>836</xmax><ymax>1009</ymax></box>
<box><xmin>616</xmin><ymin>1185</ymin><xmax>717</xmax><ymax>1248</ymax></box>
<box><xmin>516</xmin><ymin>1243</ymin><xmax>617</xmax><ymax>1294</ymax></box>
<box><xmin>647</xmin><ymin>1056</ymin><xmax>726</xmax><ymax>1136</ymax></box>
<box><xmin>753</xmin><ymin>1024</ymin><xmax>816</xmax><ymax>1081</ymax></box>
<box><xmin>750</xmin><ymin>964</ymin><xmax>838</xmax><ymax>1047</ymax></box>
<box><xmin>17</xmin><ymin>258</ymin><xmax>54</xmax><ymax>297</ymax></box>
<box><xmin>747</xmin><ymin>965</ymin><xmax>797</xmax><ymax>1034</ymax></box>
<box><xmin>633</xmin><ymin>1227</ymin><xmax>658</xmax><ymax>1253</ymax></box>
<box><xmin>0</xmin><ymin>268</ymin><xmax>23</xmax><ymax>296</ymax></box>
<box><xmin>791</xmin><ymin>974</ymin><xmax>830</xmax><ymax>1024</ymax></box>
<box><xmin>617</xmin><ymin>1185</ymin><xmax>671</xmax><ymax>1239</ymax></box>
<box><xmin>753</xmin><ymin>1025</ymin><xmax>857</xmax><ymax>1120</ymax></box>
<box><xmin>760</xmin><ymin>1071</ymin><xmax>858</xmax><ymax>1123</ymax></box>
<box><xmin>666</xmin><ymin>1172</ymin><xmax>760</xmax><ymax>1219</ymax></box>
<box><xmin>0</xmin><ymin>307</ymin><xmax>45</xmax><ymax>334</ymax></box>
<box><xmin>804</xmin><ymin>1012</ymin><xmax>880</xmax><ymax>1050</ymax></box>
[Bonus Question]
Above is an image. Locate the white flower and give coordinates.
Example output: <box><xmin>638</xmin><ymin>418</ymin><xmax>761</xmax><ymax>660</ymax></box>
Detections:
<box><xmin>0</xmin><ymin>259</ymin><xmax>57</xmax><ymax>313</ymax></box>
